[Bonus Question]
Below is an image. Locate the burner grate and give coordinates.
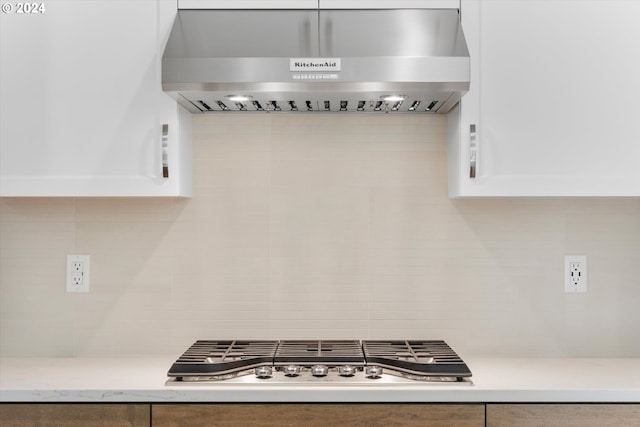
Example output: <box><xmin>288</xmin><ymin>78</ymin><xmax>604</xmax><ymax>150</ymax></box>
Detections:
<box><xmin>168</xmin><ymin>340</ymin><xmax>278</xmax><ymax>377</ymax></box>
<box><xmin>275</xmin><ymin>340</ymin><xmax>365</xmax><ymax>366</ymax></box>
<box><xmin>167</xmin><ymin>339</ymin><xmax>472</xmax><ymax>381</ymax></box>
<box><xmin>362</xmin><ymin>340</ymin><xmax>472</xmax><ymax>378</ymax></box>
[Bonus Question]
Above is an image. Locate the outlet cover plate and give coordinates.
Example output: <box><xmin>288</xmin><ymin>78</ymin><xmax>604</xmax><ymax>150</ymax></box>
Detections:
<box><xmin>564</xmin><ymin>255</ymin><xmax>587</xmax><ymax>293</ymax></box>
<box><xmin>66</xmin><ymin>254</ymin><xmax>90</xmax><ymax>293</ymax></box>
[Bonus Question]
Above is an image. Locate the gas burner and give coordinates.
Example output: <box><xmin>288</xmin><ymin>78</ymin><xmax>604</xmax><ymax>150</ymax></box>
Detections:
<box><xmin>362</xmin><ymin>340</ymin><xmax>472</xmax><ymax>380</ymax></box>
<box><xmin>167</xmin><ymin>339</ymin><xmax>472</xmax><ymax>384</ymax></box>
<box><xmin>274</xmin><ymin>340</ymin><xmax>365</xmax><ymax>366</ymax></box>
<box><xmin>167</xmin><ymin>340</ymin><xmax>278</xmax><ymax>380</ymax></box>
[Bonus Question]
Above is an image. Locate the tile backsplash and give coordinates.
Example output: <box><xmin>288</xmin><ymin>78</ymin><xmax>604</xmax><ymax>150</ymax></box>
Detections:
<box><xmin>1</xmin><ymin>114</ymin><xmax>639</xmax><ymax>357</ymax></box>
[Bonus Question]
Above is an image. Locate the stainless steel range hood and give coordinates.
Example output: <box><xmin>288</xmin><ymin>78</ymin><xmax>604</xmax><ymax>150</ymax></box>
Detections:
<box><xmin>162</xmin><ymin>8</ymin><xmax>470</xmax><ymax>114</ymax></box>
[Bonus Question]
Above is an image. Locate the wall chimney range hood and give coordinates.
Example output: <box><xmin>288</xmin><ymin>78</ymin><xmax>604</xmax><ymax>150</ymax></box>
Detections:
<box><xmin>162</xmin><ymin>8</ymin><xmax>470</xmax><ymax>114</ymax></box>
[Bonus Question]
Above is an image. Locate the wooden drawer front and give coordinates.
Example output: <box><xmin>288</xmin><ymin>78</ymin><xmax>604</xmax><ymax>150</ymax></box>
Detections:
<box><xmin>487</xmin><ymin>404</ymin><xmax>640</xmax><ymax>427</ymax></box>
<box><xmin>0</xmin><ymin>404</ymin><xmax>150</xmax><ymax>427</ymax></box>
<box><xmin>152</xmin><ymin>403</ymin><xmax>485</xmax><ymax>427</ymax></box>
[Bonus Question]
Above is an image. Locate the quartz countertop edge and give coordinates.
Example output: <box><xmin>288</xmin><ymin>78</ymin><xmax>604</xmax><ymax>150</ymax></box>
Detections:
<box><xmin>1</xmin><ymin>357</ymin><xmax>639</xmax><ymax>403</ymax></box>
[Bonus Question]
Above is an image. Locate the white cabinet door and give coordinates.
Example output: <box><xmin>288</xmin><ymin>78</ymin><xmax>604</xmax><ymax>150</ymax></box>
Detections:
<box><xmin>449</xmin><ymin>0</ymin><xmax>640</xmax><ymax>197</ymax></box>
<box><xmin>0</xmin><ymin>0</ymin><xmax>191</xmax><ymax>196</ymax></box>
<box><xmin>319</xmin><ymin>0</ymin><xmax>459</xmax><ymax>8</ymax></box>
<box><xmin>178</xmin><ymin>0</ymin><xmax>319</xmax><ymax>8</ymax></box>
<box><xmin>179</xmin><ymin>0</ymin><xmax>459</xmax><ymax>9</ymax></box>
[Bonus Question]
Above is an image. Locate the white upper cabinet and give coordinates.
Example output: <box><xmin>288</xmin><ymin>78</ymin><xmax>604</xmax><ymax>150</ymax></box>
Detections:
<box><xmin>178</xmin><ymin>0</ymin><xmax>319</xmax><ymax>8</ymax></box>
<box><xmin>179</xmin><ymin>0</ymin><xmax>459</xmax><ymax>9</ymax></box>
<box><xmin>0</xmin><ymin>0</ymin><xmax>191</xmax><ymax>197</ymax></box>
<box><xmin>449</xmin><ymin>0</ymin><xmax>640</xmax><ymax>197</ymax></box>
<box><xmin>319</xmin><ymin>0</ymin><xmax>459</xmax><ymax>8</ymax></box>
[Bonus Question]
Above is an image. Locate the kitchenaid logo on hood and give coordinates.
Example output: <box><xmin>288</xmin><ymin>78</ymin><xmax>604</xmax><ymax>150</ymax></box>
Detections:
<box><xmin>290</xmin><ymin>58</ymin><xmax>341</xmax><ymax>72</ymax></box>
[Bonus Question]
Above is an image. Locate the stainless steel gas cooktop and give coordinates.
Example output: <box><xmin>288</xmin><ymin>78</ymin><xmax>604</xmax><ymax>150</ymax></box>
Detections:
<box><xmin>166</xmin><ymin>340</ymin><xmax>472</xmax><ymax>385</ymax></box>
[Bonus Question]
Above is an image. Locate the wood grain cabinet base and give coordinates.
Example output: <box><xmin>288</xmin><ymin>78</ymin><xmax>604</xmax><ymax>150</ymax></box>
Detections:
<box><xmin>0</xmin><ymin>404</ymin><xmax>150</xmax><ymax>427</ymax></box>
<box><xmin>151</xmin><ymin>403</ymin><xmax>485</xmax><ymax>427</ymax></box>
<box><xmin>487</xmin><ymin>404</ymin><xmax>640</xmax><ymax>427</ymax></box>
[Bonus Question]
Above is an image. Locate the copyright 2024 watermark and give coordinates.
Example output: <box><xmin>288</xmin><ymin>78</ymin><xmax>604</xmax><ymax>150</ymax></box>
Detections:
<box><xmin>2</xmin><ymin>2</ymin><xmax>46</xmax><ymax>13</ymax></box>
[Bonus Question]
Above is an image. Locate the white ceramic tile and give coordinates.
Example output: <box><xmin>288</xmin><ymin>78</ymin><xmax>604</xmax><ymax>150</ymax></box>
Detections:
<box><xmin>193</xmin><ymin>152</ymin><xmax>271</xmax><ymax>189</ymax></box>
<box><xmin>0</xmin><ymin>198</ymin><xmax>75</xmax><ymax>222</ymax></box>
<box><xmin>0</xmin><ymin>317</ymin><xmax>76</xmax><ymax>357</ymax></box>
<box><xmin>2</xmin><ymin>116</ymin><xmax>640</xmax><ymax>356</ymax></box>
<box><xmin>192</xmin><ymin>114</ymin><xmax>271</xmax><ymax>155</ymax></box>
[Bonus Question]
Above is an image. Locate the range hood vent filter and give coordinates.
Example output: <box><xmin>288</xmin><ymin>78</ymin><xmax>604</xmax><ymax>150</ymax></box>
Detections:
<box><xmin>189</xmin><ymin>98</ymin><xmax>444</xmax><ymax>113</ymax></box>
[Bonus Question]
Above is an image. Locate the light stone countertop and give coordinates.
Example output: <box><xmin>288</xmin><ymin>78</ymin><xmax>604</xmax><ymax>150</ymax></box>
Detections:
<box><xmin>1</xmin><ymin>356</ymin><xmax>639</xmax><ymax>402</ymax></box>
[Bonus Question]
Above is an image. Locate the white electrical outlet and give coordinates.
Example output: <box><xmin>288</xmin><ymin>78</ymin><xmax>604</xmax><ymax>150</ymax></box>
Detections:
<box><xmin>564</xmin><ymin>255</ymin><xmax>587</xmax><ymax>293</ymax></box>
<box><xmin>66</xmin><ymin>254</ymin><xmax>90</xmax><ymax>293</ymax></box>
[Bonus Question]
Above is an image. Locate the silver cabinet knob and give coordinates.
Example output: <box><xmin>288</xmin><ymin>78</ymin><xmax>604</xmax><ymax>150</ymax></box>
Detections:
<box><xmin>310</xmin><ymin>365</ymin><xmax>329</xmax><ymax>377</ymax></box>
